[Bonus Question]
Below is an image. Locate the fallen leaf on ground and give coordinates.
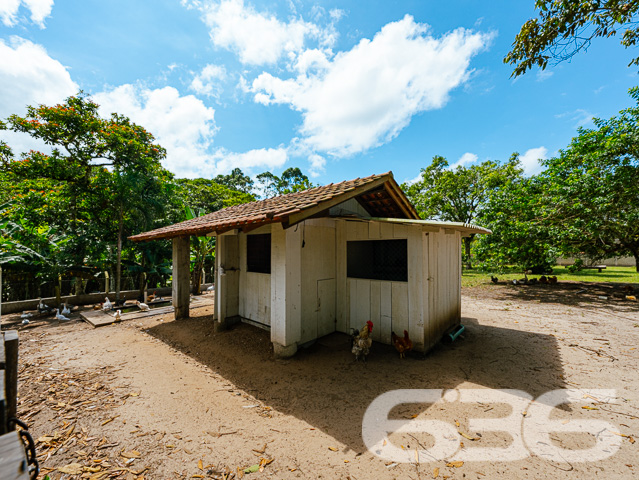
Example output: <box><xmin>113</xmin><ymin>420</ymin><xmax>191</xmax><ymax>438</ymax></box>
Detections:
<box><xmin>198</xmin><ymin>459</ymin><xmax>203</xmax><ymax>470</ymax></box>
<box><xmin>58</xmin><ymin>463</ymin><xmax>83</xmax><ymax>474</ymax></box>
<box><xmin>582</xmin><ymin>406</ymin><xmax>599</xmax><ymax>410</ymax></box>
<box><xmin>446</xmin><ymin>461</ymin><xmax>464</xmax><ymax>468</ymax></box>
<box><xmin>244</xmin><ymin>464</ymin><xmax>259</xmax><ymax>473</ymax></box>
<box><xmin>328</xmin><ymin>446</ymin><xmax>338</xmax><ymax>451</ymax></box>
<box><xmin>121</xmin><ymin>450</ymin><xmax>141</xmax><ymax>459</ymax></box>
<box><xmin>458</xmin><ymin>431</ymin><xmax>480</xmax><ymax>441</ymax></box>
<box><xmin>433</xmin><ymin>467</ymin><xmax>439</xmax><ymax>478</ymax></box>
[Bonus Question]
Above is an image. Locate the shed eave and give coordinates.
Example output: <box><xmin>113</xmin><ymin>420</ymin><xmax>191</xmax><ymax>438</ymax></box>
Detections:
<box><xmin>353</xmin><ymin>217</ymin><xmax>492</xmax><ymax>235</ymax></box>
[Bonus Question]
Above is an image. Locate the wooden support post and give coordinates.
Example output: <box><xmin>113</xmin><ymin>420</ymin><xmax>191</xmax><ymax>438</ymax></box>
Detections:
<box><xmin>172</xmin><ymin>236</ymin><xmax>191</xmax><ymax>320</ymax></box>
<box><xmin>4</xmin><ymin>330</ymin><xmax>18</xmax><ymax>430</ymax></box>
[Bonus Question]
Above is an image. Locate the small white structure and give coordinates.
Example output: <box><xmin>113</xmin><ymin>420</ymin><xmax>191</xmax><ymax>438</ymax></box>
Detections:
<box><xmin>131</xmin><ymin>172</ymin><xmax>490</xmax><ymax>357</ymax></box>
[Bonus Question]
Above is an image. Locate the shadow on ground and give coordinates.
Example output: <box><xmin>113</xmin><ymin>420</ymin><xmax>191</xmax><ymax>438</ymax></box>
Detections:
<box><xmin>472</xmin><ymin>281</ymin><xmax>639</xmax><ymax>312</ymax></box>
<box><xmin>145</xmin><ymin>313</ymin><xmax>564</xmax><ymax>453</ymax></box>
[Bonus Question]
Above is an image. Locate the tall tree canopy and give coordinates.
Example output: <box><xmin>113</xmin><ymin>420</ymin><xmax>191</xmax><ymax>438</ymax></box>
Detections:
<box><xmin>1</xmin><ymin>93</ymin><xmax>171</xmax><ymax>298</ymax></box>
<box><xmin>214</xmin><ymin>168</ymin><xmax>255</xmax><ymax>194</ymax></box>
<box><xmin>255</xmin><ymin>167</ymin><xmax>314</xmax><ymax>198</ymax></box>
<box><xmin>539</xmin><ymin>86</ymin><xmax>639</xmax><ymax>271</ymax></box>
<box><xmin>404</xmin><ymin>155</ymin><xmax>523</xmax><ymax>268</ymax></box>
<box><xmin>506</xmin><ymin>0</ymin><xmax>639</xmax><ymax>77</ymax></box>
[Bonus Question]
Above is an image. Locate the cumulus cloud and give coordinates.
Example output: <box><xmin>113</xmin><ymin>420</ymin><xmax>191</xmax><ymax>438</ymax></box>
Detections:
<box><xmin>252</xmin><ymin>15</ymin><xmax>493</xmax><ymax>157</ymax></box>
<box><xmin>449</xmin><ymin>152</ymin><xmax>478</xmax><ymax>170</ymax></box>
<box><xmin>94</xmin><ymin>84</ymin><xmax>219</xmax><ymax>178</ymax></box>
<box><xmin>193</xmin><ymin>0</ymin><xmax>326</xmax><ymax>65</ymax></box>
<box><xmin>307</xmin><ymin>153</ymin><xmax>326</xmax><ymax>177</ymax></box>
<box><xmin>519</xmin><ymin>146</ymin><xmax>548</xmax><ymax>176</ymax></box>
<box><xmin>0</xmin><ymin>0</ymin><xmax>54</xmax><ymax>27</ymax></box>
<box><xmin>189</xmin><ymin>64</ymin><xmax>227</xmax><ymax>99</ymax></box>
<box><xmin>0</xmin><ymin>36</ymin><xmax>77</xmax><ymax>155</ymax></box>
<box><xmin>211</xmin><ymin>147</ymin><xmax>288</xmax><ymax>174</ymax></box>
<box><xmin>94</xmin><ymin>84</ymin><xmax>288</xmax><ymax>178</ymax></box>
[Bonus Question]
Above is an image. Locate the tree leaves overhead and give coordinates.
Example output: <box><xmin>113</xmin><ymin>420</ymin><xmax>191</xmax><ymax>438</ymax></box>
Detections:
<box><xmin>506</xmin><ymin>0</ymin><xmax>639</xmax><ymax>77</ymax></box>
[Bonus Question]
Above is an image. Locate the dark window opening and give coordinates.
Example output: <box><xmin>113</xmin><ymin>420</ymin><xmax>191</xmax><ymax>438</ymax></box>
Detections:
<box><xmin>247</xmin><ymin>234</ymin><xmax>271</xmax><ymax>274</ymax></box>
<box><xmin>347</xmin><ymin>239</ymin><xmax>407</xmax><ymax>281</ymax></box>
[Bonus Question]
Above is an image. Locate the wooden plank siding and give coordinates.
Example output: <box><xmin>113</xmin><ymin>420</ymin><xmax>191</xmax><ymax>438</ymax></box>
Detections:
<box><xmin>344</xmin><ymin>221</ymin><xmax>428</xmax><ymax>351</ymax></box>
<box><xmin>238</xmin><ymin>234</ymin><xmax>271</xmax><ymax>327</ymax></box>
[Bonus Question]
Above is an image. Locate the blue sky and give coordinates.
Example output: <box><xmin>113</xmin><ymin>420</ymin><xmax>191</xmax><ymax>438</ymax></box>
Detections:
<box><xmin>1</xmin><ymin>0</ymin><xmax>637</xmax><ymax>185</ymax></box>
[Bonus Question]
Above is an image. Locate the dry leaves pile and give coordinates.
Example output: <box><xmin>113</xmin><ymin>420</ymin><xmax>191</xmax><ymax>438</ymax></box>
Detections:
<box><xmin>18</xmin><ymin>356</ymin><xmax>147</xmax><ymax>479</ymax></box>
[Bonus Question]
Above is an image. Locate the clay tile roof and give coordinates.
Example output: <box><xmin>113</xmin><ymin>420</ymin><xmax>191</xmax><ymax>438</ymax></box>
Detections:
<box><xmin>130</xmin><ymin>171</ymin><xmax>418</xmax><ymax>242</ymax></box>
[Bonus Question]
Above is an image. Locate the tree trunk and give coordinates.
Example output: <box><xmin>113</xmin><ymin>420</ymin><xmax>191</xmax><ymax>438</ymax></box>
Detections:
<box><xmin>463</xmin><ymin>236</ymin><xmax>473</xmax><ymax>269</ymax></box>
<box><xmin>116</xmin><ymin>207</ymin><xmax>123</xmax><ymax>304</ymax></box>
<box><xmin>634</xmin><ymin>251</ymin><xmax>639</xmax><ymax>273</ymax></box>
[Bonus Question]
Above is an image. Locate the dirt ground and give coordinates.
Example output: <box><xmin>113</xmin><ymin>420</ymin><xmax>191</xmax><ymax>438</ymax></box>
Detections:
<box><xmin>3</xmin><ymin>281</ymin><xmax>639</xmax><ymax>479</ymax></box>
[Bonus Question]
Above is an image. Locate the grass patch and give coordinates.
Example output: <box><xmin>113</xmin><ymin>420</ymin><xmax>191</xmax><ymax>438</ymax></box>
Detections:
<box><xmin>462</xmin><ymin>266</ymin><xmax>639</xmax><ymax>288</ymax></box>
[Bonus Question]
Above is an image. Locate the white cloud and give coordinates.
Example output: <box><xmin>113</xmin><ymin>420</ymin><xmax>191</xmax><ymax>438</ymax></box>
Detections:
<box><xmin>449</xmin><ymin>152</ymin><xmax>478</xmax><ymax>170</ymax></box>
<box><xmin>519</xmin><ymin>146</ymin><xmax>548</xmax><ymax>176</ymax></box>
<box><xmin>307</xmin><ymin>153</ymin><xmax>325</xmax><ymax>177</ymax></box>
<box><xmin>252</xmin><ymin>15</ymin><xmax>493</xmax><ymax>157</ymax></box>
<box><xmin>189</xmin><ymin>64</ymin><xmax>227</xmax><ymax>99</ymax></box>
<box><xmin>555</xmin><ymin>108</ymin><xmax>594</xmax><ymax>128</ymax></box>
<box><xmin>94</xmin><ymin>84</ymin><xmax>219</xmax><ymax>178</ymax></box>
<box><xmin>0</xmin><ymin>0</ymin><xmax>53</xmax><ymax>27</ymax></box>
<box><xmin>536</xmin><ymin>69</ymin><xmax>553</xmax><ymax>82</ymax></box>
<box><xmin>94</xmin><ymin>84</ymin><xmax>288</xmax><ymax>178</ymax></box>
<box><xmin>194</xmin><ymin>0</ymin><xmax>325</xmax><ymax>65</ymax></box>
<box><xmin>211</xmin><ymin>147</ymin><xmax>288</xmax><ymax>174</ymax></box>
<box><xmin>0</xmin><ymin>36</ymin><xmax>77</xmax><ymax>155</ymax></box>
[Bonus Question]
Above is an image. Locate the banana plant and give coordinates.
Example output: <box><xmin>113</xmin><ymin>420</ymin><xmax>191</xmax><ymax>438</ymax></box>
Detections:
<box><xmin>185</xmin><ymin>206</ymin><xmax>215</xmax><ymax>295</ymax></box>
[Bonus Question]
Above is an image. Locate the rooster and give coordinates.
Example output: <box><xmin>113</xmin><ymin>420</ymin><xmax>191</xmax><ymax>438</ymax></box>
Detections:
<box><xmin>351</xmin><ymin>321</ymin><xmax>373</xmax><ymax>362</ymax></box>
<box><xmin>548</xmin><ymin>275</ymin><xmax>558</xmax><ymax>284</ymax></box>
<box><xmin>391</xmin><ymin>330</ymin><xmax>413</xmax><ymax>359</ymax></box>
<box><xmin>490</xmin><ymin>276</ymin><xmax>498</xmax><ymax>284</ymax></box>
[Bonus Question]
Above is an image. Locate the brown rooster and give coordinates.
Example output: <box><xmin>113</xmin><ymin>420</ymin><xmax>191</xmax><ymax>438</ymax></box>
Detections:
<box><xmin>391</xmin><ymin>330</ymin><xmax>413</xmax><ymax>359</ymax></box>
<box><xmin>351</xmin><ymin>321</ymin><xmax>373</xmax><ymax>362</ymax></box>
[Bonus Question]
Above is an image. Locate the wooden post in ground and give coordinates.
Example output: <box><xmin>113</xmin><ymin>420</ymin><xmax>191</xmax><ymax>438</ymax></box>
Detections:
<box><xmin>172</xmin><ymin>236</ymin><xmax>191</xmax><ymax>320</ymax></box>
<box><xmin>3</xmin><ymin>330</ymin><xmax>18</xmax><ymax>429</ymax></box>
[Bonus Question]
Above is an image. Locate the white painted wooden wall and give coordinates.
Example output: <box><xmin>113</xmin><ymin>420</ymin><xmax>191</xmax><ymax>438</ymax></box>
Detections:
<box><xmin>216</xmin><ymin>214</ymin><xmax>463</xmax><ymax>354</ymax></box>
<box><xmin>238</xmin><ymin>233</ymin><xmax>271</xmax><ymax>327</ymax></box>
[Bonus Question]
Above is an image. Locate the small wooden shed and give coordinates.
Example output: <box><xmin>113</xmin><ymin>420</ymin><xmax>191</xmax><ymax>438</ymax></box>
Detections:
<box><xmin>131</xmin><ymin>172</ymin><xmax>490</xmax><ymax>357</ymax></box>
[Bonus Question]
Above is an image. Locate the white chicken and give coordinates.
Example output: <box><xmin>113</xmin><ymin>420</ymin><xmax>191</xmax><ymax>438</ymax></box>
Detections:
<box><xmin>61</xmin><ymin>304</ymin><xmax>71</xmax><ymax>316</ymax></box>
<box><xmin>136</xmin><ymin>300</ymin><xmax>150</xmax><ymax>312</ymax></box>
<box><xmin>55</xmin><ymin>309</ymin><xmax>70</xmax><ymax>321</ymax></box>
<box><xmin>102</xmin><ymin>297</ymin><xmax>113</xmax><ymax>311</ymax></box>
<box><xmin>20</xmin><ymin>312</ymin><xmax>34</xmax><ymax>319</ymax></box>
<box><xmin>114</xmin><ymin>310</ymin><xmax>122</xmax><ymax>322</ymax></box>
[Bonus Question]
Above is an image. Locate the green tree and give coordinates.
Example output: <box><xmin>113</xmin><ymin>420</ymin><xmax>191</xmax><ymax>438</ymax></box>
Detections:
<box><xmin>2</xmin><ymin>93</ymin><xmax>170</xmax><ymax>296</ymax></box>
<box><xmin>506</xmin><ymin>0</ymin><xmax>639</xmax><ymax>77</ymax></box>
<box><xmin>184</xmin><ymin>206</ymin><xmax>216</xmax><ymax>295</ymax></box>
<box><xmin>474</xmin><ymin>177</ymin><xmax>558</xmax><ymax>273</ymax></box>
<box><xmin>404</xmin><ymin>155</ymin><xmax>523</xmax><ymax>268</ymax></box>
<box><xmin>214</xmin><ymin>167</ymin><xmax>254</xmax><ymax>193</ymax></box>
<box><xmin>255</xmin><ymin>167</ymin><xmax>314</xmax><ymax>198</ymax></box>
<box><xmin>539</xmin><ymin>86</ymin><xmax>639</xmax><ymax>271</ymax></box>
<box><xmin>176</xmin><ymin>178</ymin><xmax>255</xmax><ymax>214</ymax></box>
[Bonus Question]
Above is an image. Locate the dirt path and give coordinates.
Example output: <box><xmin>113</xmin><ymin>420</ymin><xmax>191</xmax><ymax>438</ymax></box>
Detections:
<box><xmin>5</xmin><ymin>284</ymin><xmax>639</xmax><ymax>479</ymax></box>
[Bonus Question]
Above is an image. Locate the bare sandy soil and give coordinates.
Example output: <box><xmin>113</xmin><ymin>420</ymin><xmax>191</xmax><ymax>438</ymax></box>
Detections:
<box><xmin>3</xmin><ymin>282</ymin><xmax>639</xmax><ymax>479</ymax></box>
